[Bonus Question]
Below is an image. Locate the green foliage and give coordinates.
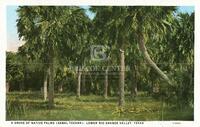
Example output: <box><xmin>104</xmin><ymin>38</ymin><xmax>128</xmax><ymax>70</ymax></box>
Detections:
<box><xmin>146</xmin><ymin>12</ymin><xmax>194</xmax><ymax>108</ymax></box>
<box><xmin>6</xmin><ymin>52</ymin><xmax>24</xmax><ymax>82</ymax></box>
<box><xmin>17</xmin><ymin>6</ymin><xmax>91</xmax><ymax>61</ymax></box>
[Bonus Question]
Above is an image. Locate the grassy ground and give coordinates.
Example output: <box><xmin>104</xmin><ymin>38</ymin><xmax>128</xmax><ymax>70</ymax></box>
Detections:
<box><xmin>6</xmin><ymin>91</ymin><xmax>193</xmax><ymax>121</ymax></box>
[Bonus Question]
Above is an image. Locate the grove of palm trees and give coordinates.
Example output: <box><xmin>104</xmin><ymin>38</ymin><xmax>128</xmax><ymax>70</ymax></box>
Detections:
<box><xmin>6</xmin><ymin>6</ymin><xmax>194</xmax><ymax>120</ymax></box>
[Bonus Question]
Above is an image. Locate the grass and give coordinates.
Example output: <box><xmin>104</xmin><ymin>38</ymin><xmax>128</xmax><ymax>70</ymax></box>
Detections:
<box><xmin>6</xmin><ymin>91</ymin><xmax>193</xmax><ymax>121</ymax></box>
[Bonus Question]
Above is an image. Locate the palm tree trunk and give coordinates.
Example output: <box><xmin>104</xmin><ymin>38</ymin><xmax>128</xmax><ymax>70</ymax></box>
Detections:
<box><xmin>24</xmin><ymin>64</ymin><xmax>27</xmax><ymax>91</ymax></box>
<box><xmin>58</xmin><ymin>83</ymin><xmax>63</xmax><ymax>92</ymax></box>
<box><xmin>43</xmin><ymin>68</ymin><xmax>49</xmax><ymax>101</ymax></box>
<box><xmin>138</xmin><ymin>33</ymin><xmax>172</xmax><ymax>85</ymax></box>
<box><xmin>48</xmin><ymin>55</ymin><xmax>54</xmax><ymax>108</ymax></box>
<box><xmin>108</xmin><ymin>81</ymin><xmax>111</xmax><ymax>96</ymax></box>
<box><xmin>104</xmin><ymin>68</ymin><xmax>108</xmax><ymax>98</ymax></box>
<box><xmin>77</xmin><ymin>66</ymin><xmax>82</xmax><ymax>98</ymax></box>
<box><xmin>81</xmin><ymin>73</ymin><xmax>86</xmax><ymax>94</ymax></box>
<box><xmin>89</xmin><ymin>74</ymin><xmax>95</xmax><ymax>94</ymax></box>
<box><xmin>95</xmin><ymin>82</ymin><xmax>99</xmax><ymax>95</ymax></box>
<box><xmin>131</xmin><ymin>65</ymin><xmax>138</xmax><ymax>98</ymax></box>
<box><xmin>119</xmin><ymin>48</ymin><xmax>125</xmax><ymax>107</ymax></box>
<box><xmin>19</xmin><ymin>82</ymin><xmax>24</xmax><ymax>91</ymax></box>
<box><xmin>19</xmin><ymin>64</ymin><xmax>26</xmax><ymax>91</ymax></box>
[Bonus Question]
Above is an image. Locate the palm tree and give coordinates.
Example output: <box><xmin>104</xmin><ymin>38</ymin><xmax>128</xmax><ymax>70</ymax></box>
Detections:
<box><xmin>91</xmin><ymin>7</ymin><xmax>134</xmax><ymax>106</ymax></box>
<box><xmin>17</xmin><ymin>6</ymin><xmax>90</xmax><ymax>108</ymax></box>
<box><xmin>91</xmin><ymin>6</ymin><xmax>176</xmax><ymax>106</ymax></box>
<box><xmin>130</xmin><ymin>7</ymin><xmax>176</xmax><ymax>85</ymax></box>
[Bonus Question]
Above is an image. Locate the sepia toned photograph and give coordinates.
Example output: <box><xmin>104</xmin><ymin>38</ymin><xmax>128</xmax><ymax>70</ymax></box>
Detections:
<box><xmin>6</xmin><ymin>6</ymin><xmax>194</xmax><ymax>121</ymax></box>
